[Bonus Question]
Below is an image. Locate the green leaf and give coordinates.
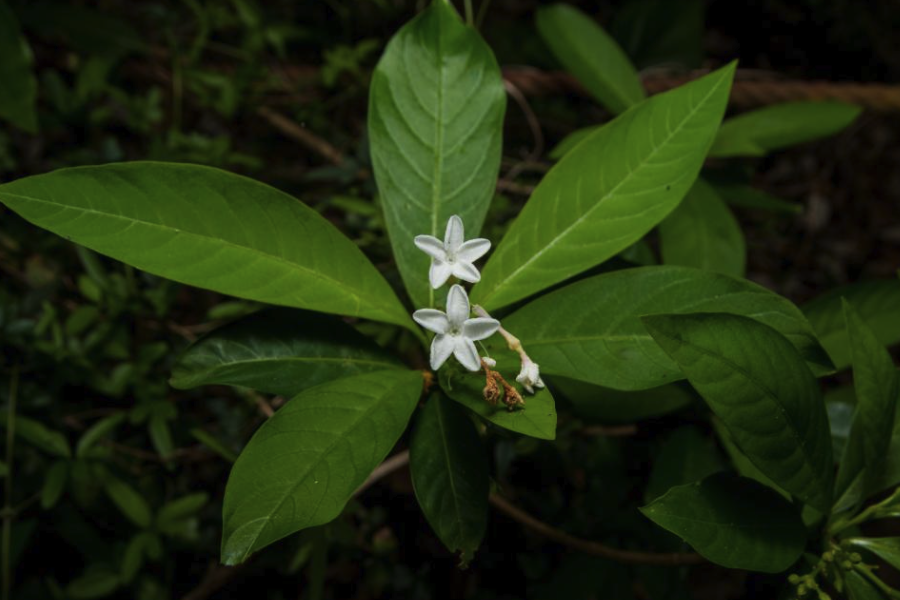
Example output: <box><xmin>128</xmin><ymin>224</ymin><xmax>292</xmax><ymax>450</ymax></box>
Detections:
<box><xmin>170</xmin><ymin>308</ymin><xmax>404</xmax><ymax>397</ymax></box>
<box><xmin>148</xmin><ymin>415</ymin><xmax>174</xmax><ymax>458</ymax></box>
<box><xmin>440</xmin><ymin>358</ymin><xmax>557</xmax><ymax>441</ymax></box>
<box><xmin>104</xmin><ymin>477</ymin><xmax>153</xmax><ymax>528</ymax></box>
<box><xmin>712</xmin><ymin>182</ymin><xmax>802</xmax><ymax>214</ymax></box>
<box><xmin>221</xmin><ymin>370</ymin><xmax>422</xmax><ymax>565</ymax></box>
<box><xmin>642</xmin><ymin>313</ymin><xmax>834</xmax><ymax>512</ymax></box>
<box><xmin>834</xmin><ymin>301</ymin><xmax>900</xmax><ymax>510</ymax></box>
<box><xmin>710</xmin><ymin>101</ymin><xmax>861</xmax><ymax>158</ymax></box>
<box><xmin>0</xmin><ymin>162</ymin><xmax>414</xmax><ymax>331</ymax></box>
<box><xmin>368</xmin><ymin>0</ymin><xmax>505</xmax><ymax>309</ymax></box>
<box><xmin>712</xmin><ymin>418</ymin><xmax>789</xmax><ymax>499</ymax></box>
<box><xmin>547</xmin><ymin>125</ymin><xmax>601</xmax><ymax>160</ymax></box>
<box><xmin>76</xmin><ymin>413</ymin><xmax>126</xmax><ymax>458</ymax></box>
<box><xmin>40</xmin><ymin>460</ymin><xmax>69</xmax><ymax>509</ymax></box>
<box><xmin>844</xmin><ymin>570</ymin><xmax>885</xmax><ymax>600</ymax></box>
<box><xmin>156</xmin><ymin>492</ymin><xmax>209</xmax><ymax>532</ymax></box>
<box><xmin>847</xmin><ymin>538</ymin><xmax>900</xmax><ymax>571</ymax></box>
<box><xmin>535</xmin><ymin>4</ymin><xmax>644</xmax><ymax>114</ymax></box>
<box><xmin>471</xmin><ymin>63</ymin><xmax>736</xmax><ymax>311</ymax></box>
<box><xmin>503</xmin><ymin>265</ymin><xmax>831</xmax><ymax>391</ymax></box>
<box><xmin>659</xmin><ymin>178</ymin><xmax>746</xmax><ymax>277</ymax></box>
<box><xmin>0</xmin><ymin>1</ymin><xmax>38</xmax><ymax>132</ymax></box>
<box><xmin>0</xmin><ymin>414</ymin><xmax>71</xmax><ymax>458</ymax></box>
<box><xmin>66</xmin><ymin>568</ymin><xmax>121</xmax><ymax>599</ymax></box>
<box><xmin>120</xmin><ymin>533</ymin><xmax>149</xmax><ymax>583</ymax></box>
<box><xmin>640</xmin><ymin>473</ymin><xmax>806</xmax><ymax>572</ymax></box>
<box><xmin>609</xmin><ymin>0</ymin><xmax>704</xmax><ymax>69</ymax></box>
<box><xmin>190</xmin><ymin>428</ymin><xmax>237</xmax><ymax>463</ymax></box>
<box><xmin>409</xmin><ymin>395</ymin><xmax>489</xmax><ymax>561</ymax></box>
<box><xmin>551</xmin><ymin>377</ymin><xmax>694</xmax><ymax>422</ymax></box>
<box><xmin>645</xmin><ymin>427</ymin><xmax>724</xmax><ymax>502</ymax></box>
<box><xmin>803</xmin><ymin>279</ymin><xmax>900</xmax><ymax>371</ymax></box>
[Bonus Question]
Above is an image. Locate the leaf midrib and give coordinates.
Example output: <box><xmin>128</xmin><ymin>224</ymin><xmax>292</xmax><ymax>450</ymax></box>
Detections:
<box><xmin>478</xmin><ymin>71</ymin><xmax>730</xmax><ymax>307</ymax></box>
<box><xmin>0</xmin><ymin>190</ymin><xmax>396</xmax><ymax>319</ymax></box>
<box><xmin>435</xmin><ymin>400</ymin><xmax>469</xmax><ymax>548</ymax></box>
<box><xmin>226</xmin><ymin>374</ymin><xmax>414</xmax><ymax>559</ymax></box>
<box><xmin>670</xmin><ymin>332</ymin><xmax>827</xmax><ymax>499</ymax></box>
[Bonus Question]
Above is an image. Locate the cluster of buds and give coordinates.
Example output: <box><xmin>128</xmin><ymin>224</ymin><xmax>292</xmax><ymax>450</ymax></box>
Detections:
<box><xmin>411</xmin><ymin>215</ymin><xmax>544</xmax><ymax>408</ymax></box>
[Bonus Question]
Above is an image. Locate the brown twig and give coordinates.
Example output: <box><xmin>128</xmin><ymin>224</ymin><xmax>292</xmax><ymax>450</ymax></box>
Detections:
<box><xmin>495</xmin><ymin>179</ymin><xmax>535</xmax><ymax>196</ymax></box>
<box><xmin>488</xmin><ymin>494</ymin><xmax>704</xmax><ymax>566</ymax></box>
<box><xmin>256</xmin><ymin>106</ymin><xmax>345</xmax><ymax>166</ymax></box>
<box><xmin>353</xmin><ymin>449</ymin><xmax>411</xmax><ymax>497</ymax></box>
<box><xmin>501</xmin><ymin>78</ymin><xmax>545</xmax><ymax>182</ymax></box>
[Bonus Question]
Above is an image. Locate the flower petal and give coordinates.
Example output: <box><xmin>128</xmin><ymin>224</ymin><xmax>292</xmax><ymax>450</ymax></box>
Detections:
<box><xmin>451</xmin><ymin>260</ymin><xmax>481</xmax><ymax>284</ymax></box>
<box><xmin>456</xmin><ymin>238</ymin><xmax>490</xmax><ymax>263</ymax></box>
<box><xmin>453</xmin><ymin>337</ymin><xmax>481</xmax><ymax>372</ymax></box>
<box><xmin>414</xmin><ymin>235</ymin><xmax>447</xmax><ymax>260</ymax></box>
<box><xmin>429</xmin><ymin>261</ymin><xmax>453</xmax><ymax>289</ymax></box>
<box><xmin>412</xmin><ymin>309</ymin><xmax>450</xmax><ymax>334</ymax></box>
<box><xmin>462</xmin><ymin>317</ymin><xmax>500</xmax><ymax>341</ymax></box>
<box><xmin>430</xmin><ymin>334</ymin><xmax>455</xmax><ymax>370</ymax></box>
<box><xmin>444</xmin><ymin>215</ymin><xmax>464</xmax><ymax>251</ymax></box>
<box><xmin>445</xmin><ymin>284</ymin><xmax>470</xmax><ymax>327</ymax></box>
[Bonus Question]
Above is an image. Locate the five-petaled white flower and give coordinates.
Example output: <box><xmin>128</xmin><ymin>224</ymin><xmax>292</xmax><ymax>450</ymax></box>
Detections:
<box><xmin>414</xmin><ymin>215</ymin><xmax>490</xmax><ymax>289</ymax></box>
<box><xmin>516</xmin><ymin>357</ymin><xmax>545</xmax><ymax>394</ymax></box>
<box><xmin>413</xmin><ymin>285</ymin><xmax>500</xmax><ymax>372</ymax></box>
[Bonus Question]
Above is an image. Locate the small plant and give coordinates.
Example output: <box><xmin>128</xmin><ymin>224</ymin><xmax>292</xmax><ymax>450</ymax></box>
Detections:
<box><xmin>1</xmin><ymin>0</ymin><xmax>898</xmax><ymax>598</ymax></box>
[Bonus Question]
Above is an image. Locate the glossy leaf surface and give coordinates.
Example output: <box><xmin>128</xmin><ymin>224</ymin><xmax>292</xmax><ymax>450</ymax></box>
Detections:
<box><xmin>410</xmin><ymin>395</ymin><xmax>488</xmax><ymax>561</ymax></box>
<box><xmin>221</xmin><ymin>370</ymin><xmax>422</xmax><ymax>564</ymax></box>
<box><xmin>803</xmin><ymin>279</ymin><xmax>900</xmax><ymax>370</ymax></box>
<box><xmin>645</xmin><ymin>427</ymin><xmax>724</xmax><ymax>502</ymax></box>
<box><xmin>659</xmin><ymin>179</ymin><xmax>745</xmax><ymax>277</ymax></box>
<box><xmin>369</xmin><ymin>0</ymin><xmax>505</xmax><ymax>309</ymax></box>
<box><xmin>0</xmin><ymin>162</ymin><xmax>413</xmax><ymax>330</ymax></box>
<box><xmin>0</xmin><ymin>1</ymin><xmax>38</xmax><ymax>132</ymax></box>
<box><xmin>710</xmin><ymin>101</ymin><xmax>861</xmax><ymax>157</ymax></box>
<box><xmin>643</xmin><ymin>313</ymin><xmax>834</xmax><ymax>511</ymax></box>
<box><xmin>503</xmin><ymin>265</ymin><xmax>831</xmax><ymax>390</ymax></box>
<box><xmin>471</xmin><ymin>63</ymin><xmax>735</xmax><ymax>310</ymax></box>
<box><xmin>834</xmin><ymin>301</ymin><xmax>900</xmax><ymax>509</ymax></box>
<box><xmin>641</xmin><ymin>473</ymin><xmax>806</xmax><ymax>572</ymax></box>
<box><xmin>170</xmin><ymin>308</ymin><xmax>404</xmax><ymax>397</ymax></box>
<box><xmin>535</xmin><ymin>4</ymin><xmax>644</xmax><ymax>114</ymax></box>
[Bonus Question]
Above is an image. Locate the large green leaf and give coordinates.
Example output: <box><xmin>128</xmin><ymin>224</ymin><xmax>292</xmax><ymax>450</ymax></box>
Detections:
<box><xmin>711</xmin><ymin>418</ymin><xmax>788</xmax><ymax>499</ymax></box>
<box><xmin>0</xmin><ymin>162</ymin><xmax>414</xmax><ymax>331</ymax></box>
<box><xmin>844</xmin><ymin>570</ymin><xmax>885</xmax><ymax>600</ymax></box>
<box><xmin>847</xmin><ymin>537</ymin><xmax>900</xmax><ymax>571</ymax></box>
<box><xmin>535</xmin><ymin>4</ymin><xmax>644</xmax><ymax>114</ymax></box>
<box><xmin>0</xmin><ymin>1</ymin><xmax>38</xmax><ymax>132</ymax></box>
<box><xmin>368</xmin><ymin>0</ymin><xmax>505</xmax><ymax>309</ymax></box>
<box><xmin>642</xmin><ymin>313</ymin><xmax>834</xmax><ymax>512</ymax></box>
<box><xmin>502</xmin><ymin>265</ymin><xmax>831</xmax><ymax>391</ymax></box>
<box><xmin>645</xmin><ymin>427</ymin><xmax>724</xmax><ymax>502</ymax></box>
<box><xmin>409</xmin><ymin>395</ymin><xmax>489</xmax><ymax>561</ymax></box>
<box><xmin>471</xmin><ymin>63</ymin><xmax>736</xmax><ymax>311</ymax></box>
<box><xmin>803</xmin><ymin>279</ymin><xmax>900</xmax><ymax>371</ymax></box>
<box><xmin>547</xmin><ymin>125</ymin><xmax>601</xmax><ymax>161</ymax></box>
<box><xmin>834</xmin><ymin>301</ymin><xmax>900</xmax><ymax>510</ymax></box>
<box><xmin>640</xmin><ymin>473</ymin><xmax>806</xmax><ymax>573</ymax></box>
<box><xmin>710</xmin><ymin>101</ymin><xmax>861</xmax><ymax>157</ymax></box>
<box><xmin>170</xmin><ymin>308</ymin><xmax>404</xmax><ymax>397</ymax></box>
<box><xmin>659</xmin><ymin>178</ymin><xmax>745</xmax><ymax>277</ymax></box>
<box><xmin>550</xmin><ymin>377</ymin><xmax>695</xmax><ymax>423</ymax></box>
<box><xmin>221</xmin><ymin>370</ymin><xmax>422</xmax><ymax>564</ymax></box>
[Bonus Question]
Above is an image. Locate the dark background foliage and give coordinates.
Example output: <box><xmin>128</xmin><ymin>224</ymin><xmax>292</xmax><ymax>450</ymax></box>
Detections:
<box><xmin>0</xmin><ymin>1</ymin><xmax>897</xmax><ymax>599</ymax></box>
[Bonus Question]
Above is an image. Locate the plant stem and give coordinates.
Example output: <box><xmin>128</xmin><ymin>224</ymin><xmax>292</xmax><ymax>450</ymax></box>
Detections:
<box><xmin>854</xmin><ymin>563</ymin><xmax>900</xmax><ymax>599</ymax></box>
<box><xmin>475</xmin><ymin>0</ymin><xmax>493</xmax><ymax>29</ymax></box>
<box><xmin>463</xmin><ymin>0</ymin><xmax>474</xmax><ymax>26</ymax></box>
<box><xmin>2</xmin><ymin>366</ymin><xmax>19</xmax><ymax>600</ymax></box>
<box><xmin>830</xmin><ymin>486</ymin><xmax>900</xmax><ymax>535</ymax></box>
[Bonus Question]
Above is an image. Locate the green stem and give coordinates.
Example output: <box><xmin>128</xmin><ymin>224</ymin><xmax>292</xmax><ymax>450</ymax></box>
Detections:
<box><xmin>463</xmin><ymin>0</ymin><xmax>474</xmax><ymax>26</ymax></box>
<box><xmin>830</xmin><ymin>487</ymin><xmax>900</xmax><ymax>535</ymax></box>
<box><xmin>854</xmin><ymin>563</ymin><xmax>900</xmax><ymax>599</ymax></box>
<box><xmin>475</xmin><ymin>0</ymin><xmax>493</xmax><ymax>29</ymax></box>
<box><xmin>2</xmin><ymin>366</ymin><xmax>19</xmax><ymax>600</ymax></box>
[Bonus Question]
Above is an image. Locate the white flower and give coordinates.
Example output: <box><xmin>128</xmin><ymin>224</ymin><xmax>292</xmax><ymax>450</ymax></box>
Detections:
<box><xmin>481</xmin><ymin>357</ymin><xmax>496</xmax><ymax>368</ymax></box>
<box><xmin>414</xmin><ymin>215</ymin><xmax>490</xmax><ymax>289</ymax></box>
<box><xmin>516</xmin><ymin>358</ymin><xmax>545</xmax><ymax>394</ymax></box>
<box><xmin>412</xmin><ymin>285</ymin><xmax>500</xmax><ymax>372</ymax></box>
